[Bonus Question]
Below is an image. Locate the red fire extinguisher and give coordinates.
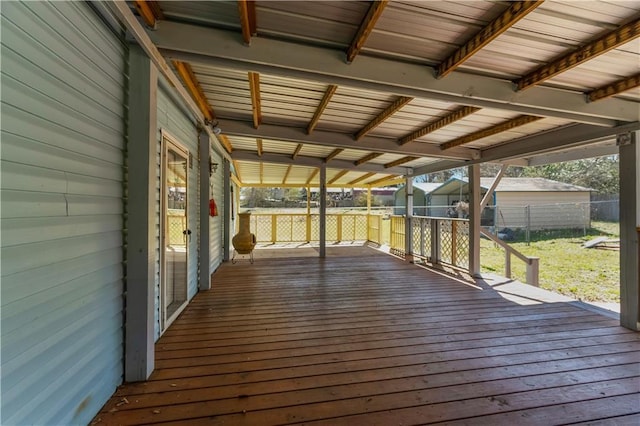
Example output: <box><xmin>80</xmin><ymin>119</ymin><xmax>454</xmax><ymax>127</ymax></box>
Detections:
<box><xmin>209</xmin><ymin>198</ymin><xmax>218</xmax><ymax>217</ymax></box>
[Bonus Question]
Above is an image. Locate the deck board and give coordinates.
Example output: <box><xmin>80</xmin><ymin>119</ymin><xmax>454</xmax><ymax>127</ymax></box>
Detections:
<box><xmin>95</xmin><ymin>247</ymin><xmax>640</xmax><ymax>425</ymax></box>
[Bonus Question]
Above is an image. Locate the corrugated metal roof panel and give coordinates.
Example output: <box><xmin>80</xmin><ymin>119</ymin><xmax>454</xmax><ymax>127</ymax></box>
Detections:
<box><xmin>256</xmin><ymin>1</ymin><xmax>367</xmax><ymax>48</ymax></box>
<box><xmin>158</xmin><ymin>0</ymin><xmax>240</xmax><ymax>29</ymax></box>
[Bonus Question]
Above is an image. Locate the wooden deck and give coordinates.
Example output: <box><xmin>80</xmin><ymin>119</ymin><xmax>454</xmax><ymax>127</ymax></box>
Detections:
<box><xmin>95</xmin><ymin>246</ymin><xmax>640</xmax><ymax>425</ymax></box>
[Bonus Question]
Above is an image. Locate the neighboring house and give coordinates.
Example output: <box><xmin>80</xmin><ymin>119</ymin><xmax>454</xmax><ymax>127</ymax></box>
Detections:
<box><xmin>395</xmin><ymin>178</ymin><xmax>592</xmax><ymax>230</ymax></box>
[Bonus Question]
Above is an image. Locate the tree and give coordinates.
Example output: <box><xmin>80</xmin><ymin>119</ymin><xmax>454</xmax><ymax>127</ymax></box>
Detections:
<box><xmin>522</xmin><ymin>156</ymin><xmax>619</xmax><ymax>194</ymax></box>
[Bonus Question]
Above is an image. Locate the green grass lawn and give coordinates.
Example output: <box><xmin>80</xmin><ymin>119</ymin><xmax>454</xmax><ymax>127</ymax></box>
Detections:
<box><xmin>481</xmin><ymin>221</ymin><xmax>620</xmax><ymax>303</ymax></box>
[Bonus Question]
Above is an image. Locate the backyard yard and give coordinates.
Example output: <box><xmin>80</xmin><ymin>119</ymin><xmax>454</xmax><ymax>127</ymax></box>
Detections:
<box><xmin>481</xmin><ymin>222</ymin><xmax>620</xmax><ymax>303</ymax></box>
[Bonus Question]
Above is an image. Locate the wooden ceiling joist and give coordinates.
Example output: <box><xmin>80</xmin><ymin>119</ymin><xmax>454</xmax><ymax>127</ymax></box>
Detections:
<box><xmin>440</xmin><ymin>115</ymin><xmax>544</xmax><ymax>150</ymax></box>
<box><xmin>517</xmin><ymin>18</ymin><xmax>640</xmax><ymax>91</ymax></box>
<box><xmin>172</xmin><ymin>60</ymin><xmax>215</xmax><ymax>122</ymax></box>
<box><xmin>367</xmin><ymin>174</ymin><xmax>401</xmax><ymax>187</ymax></box>
<box><xmin>256</xmin><ymin>138</ymin><xmax>263</xmax><ymax>156</ymax></box>
<box><xmin>133</xmin><ymin>1</ymin><xmax>163</xmax><ymax>28</ymax></box>
<box><xmin>292</xmin><ymin>144</ymin><xmax>303</xmax><ymax>159</ymax></box>
<box><xmin>217</xmin><ymin>134</ymin><xmax>234</xmax><ymax>154</ymax></box>
<box><xmin>307</xmin><ymin>85</ymin><xmax>338</xmax><ymax>134</ymax></box>
<box><xmin>437</xmin><ymin>1</ymin><xmax>543</xmax><ymax>79</ymax></box>
<box><xmin>384</xmin><ymin>156</ymin><xmax>417</xmax><ymax>168</ymax></box>
<box><xmin>587</xmin><ymin>73</ymin><xmax>640</xmax><ymax>102</ymax></box>
<box><xmin>399</xmin><ymin>106</ymin><xmax>481</xmax><ymax>145</ymax></box>
<box><xmin>348</xmin><ymin>172</ymin><xmax>376</xmax><ymax>186</ymax></box>
<box><xmin>328</xmin><ymin>170</ymin><xmax>349</xmax><ymax>185</ymax></box>
<box><xmin>282</xmin><ymin>165</ymin><xmax>292</xmax><ymax>184</ymax></box>
<box><xmin>354</xmin><ymin>96</ymin><xmax>413</xmax><ymax>141</ymax></box>
<box><xmin>248</xmin><ymin>72</ymin><xmax>262</xmax><ymax>128</ymax></box>
<box><xmin>232</xmin><ymin>160</ymin><xmax>243</xmax><ymax>182</ymax></box>
<box><xmin>306</xmin><ymin>168</ymin><xmax>319</xmax><ymax>185</ymax></box>
<box><xmin>346</xmin><ymin>0</ymin><xmax>389</xmax><ymax>63</ymax></box>
<box><xmin>237</xmin><ymin>0</ymin><xmax>257</xmax><ymax>45</ymax></box>
<box><xmin>355</xmin><ymin>152</ymin><xmax>383</xmax><ymax>166</ymax></box>
<box><xmin>324</xmin><ymin>148</ymin><xmax>344</xmax><ymax>163</ymax></box>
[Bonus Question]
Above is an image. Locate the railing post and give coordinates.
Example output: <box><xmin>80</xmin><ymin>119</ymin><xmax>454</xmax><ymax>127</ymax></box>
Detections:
<box><xmin>337</xmin><ymin>214</ymin><xmax>342</xmax><ymax>242</ymax></box>
<box><xmin>451</xmin><ymin>220</ymin><xmax>458</xmax><ymax>266</ymax></box>
<box><xmin>271</xmin><ymin>214</ymin><xmax>277</xmax><ymax>244</ymax></box>
<box><xmin>527</xmin><ymin>257</ymin><xmax>540</xmax><ymax>287</ymax></box>
<box><xmin>306</xmin><ymin>213</ymin><xmax>311</xmax><ymax>242</ymax></box>
<box><xmin>505</xmin><ymin>251</ymin><xmax>511</xmax><ymax>279</ymax></box>
<box><xmin>420</xmin><ymin>218</ymin><xmax>426</xmax><ymax>258</ymax></box>
<box><xmin>430</xmin><ymin>219</ymin><xmax>440</xmax><ymax>265</ymax></box>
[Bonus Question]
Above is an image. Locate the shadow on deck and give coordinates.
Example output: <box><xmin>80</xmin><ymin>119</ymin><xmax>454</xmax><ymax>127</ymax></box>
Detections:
<box><xmin>95</xmin><ymin>245</ymin><xmax>640</xmax><ymax>425</ymax></box>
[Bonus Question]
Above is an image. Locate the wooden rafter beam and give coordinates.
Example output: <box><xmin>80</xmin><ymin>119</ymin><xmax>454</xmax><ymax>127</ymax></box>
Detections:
<box><xmin>282</xmin><ymin>165</ymin><xmax>293</xmax><ymax>184</ymax></box>
<box><xmin>324</xmin><ymin>148</ymin><xmax>344</xmax><ymax>163</ymax></box>
<box><xmin>348</xmin><ymin>172</ymin><xmax>376</xmax><ymax>186</ymax></box>
<box><xmin>307</xmin><ymin>85</ymin><xmax>338</xmax><ymax>134</ymax></box>
<box><xmin>384</xmin><ymin>156</ymin><xmax>418</xmax><ymax>168</ymax></box>
<box><xmin>306</xmin><ymin>168</ymin><xmax>319</xmax><ymax>185</ymax></box>
<box><xmin>172</xmin><ymin>60</ymin><xmax>215</xmax><ymax>122</ymax></box>
<box><xmin>587</xmin><ymin>73</ymin><xmax>640</xmax><ymax>102</ymax></box>
<box><xmin>232</xmin><ymin>160</ymin><xmax>243</xmax><ymax>182</ymax></box>
<box><xmin>346</xmin><ymin>0</ymin><xmax>389</xmax><ymax>63</ymax></box>
<box><xmin>292</xmin><ymin>144</ymin><xmax>303</xmax><ymax>159</ymax></box>
<box><xmin>237</xmin><ymin>0</ymin><xmax>257</xmax><ymax>45</ymax></box>
<box><xmin>328</xmin><ymin>170</ymin><xmax>349</xmax><ymax>185</ymax></box>
<box><xmin>440</xmin><ymin>115</ymin><xmax>544</xmax><ymax>150</ymax></box>
<box><xmin>354</xmin><ymin>96</ymin><xmax>413</xmax><ymax>141</ymax></box>
<box><xmin>516</xmin><ymin>19</ymin><xmax>640</xmax><ymax>91</ymax></box>
<box><xmin>355</xmin><ymin>152</ymin><xmax>383</xmax><ymax>166</ymax></box>
<box><xmin>399</xmin><ymin>106</ymin><xmax>481</xmax><ymax>145</ymax></box>
<box><xmin>256</xmin><ymin>138</ymin><xmax>263</xmax><ymax>156</ymax></box>
<box><xmin>217</xmin><ymin>134</ymin><xmax>233</xmax><ymax>154</ymax></box>
<box><xmin>437</xmin><ymin>1</ymin><xmax>543</xmax><ymax>79</ymax></box>
<box><xmin>367</xmin><ymin>174</ymin><xmax>400</xmax><ymax>187</ymax></box>
<box><xmin>133</xmin><ymin>1</ymin><xmax>163</xmax><ymax>28</ymax></box>
<box><xmin>248</xmin><ymin>72</ymin><xmax>262</xmax><ymax>128</ymax></box>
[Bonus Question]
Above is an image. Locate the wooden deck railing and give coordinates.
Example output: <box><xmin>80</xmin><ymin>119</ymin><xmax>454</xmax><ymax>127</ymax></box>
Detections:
<box><xmin>481</xmin><ymin>229</ymin><xmax>540</xmax><ymax>286</ymax></box>
<box><xmin>246</xmin><ymin>213</ymin><xmax>537</xmax><ymax>284</ymax></box>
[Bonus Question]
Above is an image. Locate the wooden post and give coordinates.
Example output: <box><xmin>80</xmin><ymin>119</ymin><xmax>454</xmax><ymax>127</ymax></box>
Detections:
<box><xmin>306</xmin><ymin>185</ymin><xmax>311</xmax><ymax>242</ymax></box>
<box><xmin>526</xmin><ymin>257</ymin><xmax>540</xmax><ymax>287</ymax></box>
<box><xmin>222</xmin><ymin>159</ymin><xmax>231</xmax><ymax>263</ymax></box>
<box><xmin>271</xmin><ymin>214</ymin><xmax>277</xmax><ymax>244</ymax></box>
<box><xmin>619</xmin><ymin>131</ymin><xmax>639</xmax><ymax>330</ymax></box>
<box><xmin>125</xmin><ymin>45</ymin><xmax>157</xmax><ymax>381</ymax></box>
<box><xmin>451</xmin><ymin>220</ymin><xmax>458</xmax><ymax>266</ymax></box>
<box><xmin>430</xmin><ymin>218</ymin><xmax>440</xmax><ymax>265</ymax></box>
<box><xmin>505</xmin><ymin>251</ymin><xmax>511</xmax><ymax>279</ymax></box>
<box><xmin>468</xmin><ymin>164</ymin><xmax>481</xmax><ymax>276</ymax></box>
<box><xmin>404</xmin><ymin>176</ymin><xmax>414</xmax><ymax>262</ymax></box>
<box><xmin>198</xmin><ymin>132</ymin><xmax>211</xmax><ymax>289</ymax></box>
<box><xmin>319</xmin><ymin>166</ymin><xmax>327</xmax><ymax>258</ymax></box>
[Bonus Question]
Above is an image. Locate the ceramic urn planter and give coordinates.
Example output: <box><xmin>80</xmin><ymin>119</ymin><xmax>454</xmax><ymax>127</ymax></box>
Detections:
<box><xmin>232</xmin><ymin>212</ymin><xmax>257</xmax><ymax>262</ymax></box>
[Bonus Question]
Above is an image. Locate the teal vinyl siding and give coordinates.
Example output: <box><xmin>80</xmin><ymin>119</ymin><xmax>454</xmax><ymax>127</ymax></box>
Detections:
<box><xmin>210</xmin><ymin>149</ymin><xmax>224</xmax><ymax>271</ymax></box>
<box><xmin>1</xmin><ymin>1</ymin><xmax>126</xmax><ymax>425</ymax></box>
<box><xmin>156</xmin><ymin>84</ymin><xmax>200</xmax><ymax>335</ymax></box>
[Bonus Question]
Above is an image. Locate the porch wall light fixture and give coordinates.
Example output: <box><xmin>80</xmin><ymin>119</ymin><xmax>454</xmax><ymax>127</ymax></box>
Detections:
<box><xmin>205</xmin><ymin>119</ymin><xmax>222</xmax><ymax>135</ymax></box>
<box><xmin>209</xmin><ymin>157</ymin><xmax>219</xmax><ymax>175</ymax></box>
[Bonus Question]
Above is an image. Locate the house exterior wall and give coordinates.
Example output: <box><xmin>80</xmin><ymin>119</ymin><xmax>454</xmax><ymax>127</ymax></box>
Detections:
<box><xmin>1</xmin><ymin>2</ymin><xmax>127</xmax><ymax>424</ymax></box>
<box><xmin>495</xmin><ymin>191</ymin><xmax>591</xmax><ymax>230</ymax></box>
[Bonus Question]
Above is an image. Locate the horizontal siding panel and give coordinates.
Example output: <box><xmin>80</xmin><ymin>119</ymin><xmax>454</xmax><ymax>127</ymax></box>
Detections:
<box><xmin>2</xmin><ymin>106</ymin><xmax>123</xmax><ymax>168</ymax></box>
<box><xmin>3</xmin><ymin>304</ymin><xmax>123</xmax><ymax>425</ymax></box>
<box><xmin>1</xmin><ymin>231</ymin><xmax>122</xmax><ymax>276</ymax></box>
<box><xmin>1</xmin><ymin>215</ymin><xmax>122</xmax><ymax>247</ymax></box>
<box><xmin>1</xmin><ymin>160</ymin><xmax>122</xmax><ymax>197</ymax></box>
<box><xmin>2</xmin><ymin>264</ymin><xmax>123</xmax><ymax>335</ymax></box>
<box><xmin>3</xmin><ymin>2</ymin><xmax>125</xmax><ymax>112</ymax></box>
<box><xmin>1</xmin><ymin>248</ymin><xmax>122</xmax><ymax>305</ymax></box>
<box><xmin>1</xmin><ymin>189</ymin><xmax>68</xmax><ymax>218</ymax></box>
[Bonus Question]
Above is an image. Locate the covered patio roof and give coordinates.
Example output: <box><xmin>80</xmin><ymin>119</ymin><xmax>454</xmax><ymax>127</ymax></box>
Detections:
<box><xmin>112</xmin><ymin>0</ymin><xmax>639</xmax><ymax>187</ymax></box>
